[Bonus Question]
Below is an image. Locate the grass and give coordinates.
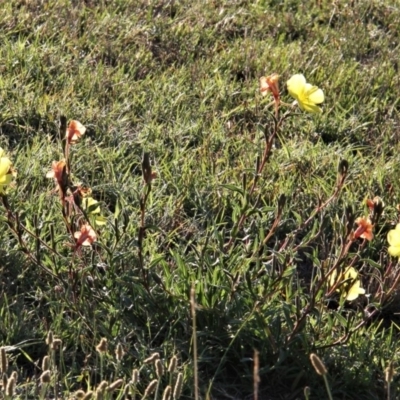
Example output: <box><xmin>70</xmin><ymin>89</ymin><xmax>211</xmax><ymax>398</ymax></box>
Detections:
<box><xmin>1</xmin><ymin>0</ymin><xmax>400</xmax><ymax>398</ymax></box>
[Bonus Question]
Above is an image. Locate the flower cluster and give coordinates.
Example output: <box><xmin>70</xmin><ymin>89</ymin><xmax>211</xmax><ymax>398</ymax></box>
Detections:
<box><xmin>259</xmin><ymin>73</ymin><xmax>324</xmax><ymax>114</ymax></box>
<box><xmin>46</xmin><ymin>119</ymin><xmax>104</xmax><ymax>250</ymax></box>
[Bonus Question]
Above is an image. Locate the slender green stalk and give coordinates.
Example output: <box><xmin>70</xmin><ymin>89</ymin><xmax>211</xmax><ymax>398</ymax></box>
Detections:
<box><xmin>190</xmin><ymin>286</ymin><xmax>198</xmax><ymax>400</ymax></box>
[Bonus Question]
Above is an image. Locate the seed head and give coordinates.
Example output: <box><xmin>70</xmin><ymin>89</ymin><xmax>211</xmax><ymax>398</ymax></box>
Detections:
<box><xmin>96</xmin><ymin>380</ymin><xmax>108</xmax><ymax>394</ymax></box>
<box><xmin>131</xmin><ymin>368</ymin><xmax>139</xmax><ymax>384</ymax></box>
<box><xmin>162</xmin><ymin>385</ymin><xmax>172</xmax><ymax>400</ymax></box>
<box><xmin>385</xmin><ymin>361</ymin><xmax>395</xmax><ymax>383</ymax></box>
<box><xmin>42</xmin><ymin>356</ymin><xmax>50</xmax><ymax>371</ymax></box>
<box><xmin>74</xmin><ymin>390</ymin><xmax>86</xmax><ymax>399</ymax></box>
<box><xmin>40</xmin><ymin>370</ymin><xmax>51</xmax><ymax>384</ymax></box>
<box><xmin>155</xmin><ymin>359</ymin><xmax>164</xmax><ymax>378</ymax></box>
<box><xmin>82</xmin><ymin>391</ymin><xmax>94</xmax><ymax>400</ymax></box>
<box><xmin>168</xmin><ymin>356</ymin><xmax>178</xmax><ymax>374</ymax></box>
<box><xmin>310</xmin><ymin>353</ymin><xmax>327</xmax><ymax>376</ymax></box>
<box><xmin>45</xmin><ymin>331</ymin><xmax>53</xmax><ymax>346</ymax></box>
<box><xmin>2</xmin><ymin>373</ymin><xmax>7</xmax><ymax>389</ymax></box>
<box><xmin>173</xmin><ymin>372</ymin><xmax>183</xmax><ymax>399</ymax></box>
<box><xmin>108</xmin><ymin>378</ymin><xmax>123</xmax><ymax>392</ymax></box>
<box><xmin>115</xmin><ymin>343</ymin><xmax>125</xmax><ymax>362</ymax></box>
<box><xmin>144</xmin><ymin>352</ymin><xmax>160</xmax><ymax>364</ymax></box>
<box><xmin>144</xmin><ymin>379</ymin><xmax>158</xmax><ymax>397</ymax></box>
<box><xmin>51</xmin><ymin>338</ymin><xmax>62</xmax><ymax>350</ymax></box>
<box><xmin>0</xmin><ymin>347</ymin><xmax>8</xmax><ymax>373</ymax></box>
<box><xmin>5</xmin><ymin>376</ymin><xmax>15</xmax><ymax>396</ymax></box>
<box><xmin>123</xmin><ymin>384</ymin><xmax>131</xmax><ymax>396</ymax></box>
<box><xmin>10</xmin><ymin>370</ymin><xmax>17</xmax><ymax>382</ymax></box>
<box><xmin>96</xmin><ymin>338</ymin><xmax>108</xmax><ymax>354</ymax></box>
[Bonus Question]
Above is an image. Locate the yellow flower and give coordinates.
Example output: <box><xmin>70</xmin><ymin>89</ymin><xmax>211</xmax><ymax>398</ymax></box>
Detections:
<box><xmin>388</xmin><ymin>224</ymin><xmax>400</xmax><ymax>257</ymax></box>
<box><xmin>286</xmin><ymin>74</ymin><xmax>324</xmax><ymax>113</ymax></box>
<box><xmin>330</xmin><ymin>266</ymin><xmax>365</xmax><ymax>301</ymax></box>
<box><xmin>343</xmin><ymin>267</ymin><xmax>365</xmax><ymax>301</ymax></box>
<box><xmin>0</xmin><ymin>148</ymin><xmax>14</xmax><ymax>194</ymax></box>
<box><xmin>82</xmin><ymin>197</ymin><xmax>107</xmax><ymax>226</ymax></box>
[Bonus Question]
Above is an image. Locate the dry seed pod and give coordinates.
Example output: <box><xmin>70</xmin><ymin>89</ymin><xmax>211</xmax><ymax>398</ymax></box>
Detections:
<box><xmin>337</xmin><ymin>159</ymin><xmax>349</xmax><ymax>181</ymax></box>
<box><xmin>310</xmin><ymin>353</ymin><xmax>327</xmax><ymax>376</ymax></box>
<box><xmin>40</xmin><ymin>370</ymin><xmax>51</xmax><ymax>384</ymax></box>
<box><xmin>108</xmin><ymin>378</ymin><xmax>123</xmax><ymax>392</ymax></box>
<box><xmin>173</xmin><ymin>372</ymin><xmax>183</xmax><ymax>399</ymax></box>
<box><xmin>144</xmin><ymin>352</ymin><xmax>160</xmax><ymax>364</ymax></box>
<box><xmin>142</xmin><ymin>152</ymin><xmax>154</xmax><ymax>185</ymax></box>
<box><xmin>168</xmin><ymin>356</ymin><xmax>177</xmax><ymax>374</ymax></box>
<box><xmin>96</xmin><ymin>338</ymin><xmax>108</xmax><ymax>354</ymax></box>
<box><xmin>162</xmin><ymin>385</ymin><xmax>172</xmax><ymax>400</ymax></box>
<box><xmin>155</xmin><ymin>359</ymin><xmax>164</xmax><ymax>378</ymax></box>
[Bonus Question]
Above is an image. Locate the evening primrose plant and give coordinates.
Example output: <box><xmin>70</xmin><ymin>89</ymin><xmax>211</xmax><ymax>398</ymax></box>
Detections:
<box><xmin>45</xmin><ymin>118</ymin><xmax>107</xmax><ymax>253</ymax></box>
<box><xmin>4</xmin><ymin>3</ymin><xmax>400</xmax><ymax>399</ymax></box>
<box><xmin>2</xmin><ymin>70</ymin><xmax>398</xmax><ymax>399</ymax></box>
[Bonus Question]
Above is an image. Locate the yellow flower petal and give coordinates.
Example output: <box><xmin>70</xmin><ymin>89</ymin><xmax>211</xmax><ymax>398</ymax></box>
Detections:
<box><xmin>344</xmin><ymin>267</ymin><xmax>357</xmax><ymax>280</ymax></box>
<box><xmin>388</xmin><ymin>245</ymin><xmax>400</xmax><ymax>257</ymax></box>
<box><xmin>331</xmin><ymin>266</ymin><xmax>365</xmax><ymax>301</ymax></box>
<box><xmin>299</xmin><ymin>103</ymin><xmax>323</xmax><ymax>113</ymax></box>
<box><xmin>287</xmin><ymin>74</ymin><xmax>306</xmax><ymax>99</ymax></box>
<box><xmin>83</xmin><ymin>197</ymin><xmax>101</xmax><ymax>214</ymax></box>
<box><xmin>94</xmin><ymin>215</ymin><xmax>107</xmax><ymax>226</ymax></box>
<box><xmin>346</xmin><ymin>281</ymin><xmax>365</xmax><ymax>301</ymax></box>
<box><xmin>388</xmin><ymin>224</ymin><xmax>400</xmax><ymax>246</ymax></box>
<box><xmin>0</xmin><ymin>173</ymin><xmax>12</xmax><ymax>186</ymax></box>
<box><xmin>307</xmin><ymin>87</ymin><xmax>324</xmax><ymax>104</ymax></box>
<box><xmin>0</xmin><ymin>157</ymin><xmax>11</xmax><ymax>178</ymax></box>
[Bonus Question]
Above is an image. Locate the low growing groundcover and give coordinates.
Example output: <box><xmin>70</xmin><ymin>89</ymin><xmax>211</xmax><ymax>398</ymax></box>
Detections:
<box><xmin>1</xmin><ymin>1</ymin><xmax>400</xmax><ymax>399</ymax></box>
